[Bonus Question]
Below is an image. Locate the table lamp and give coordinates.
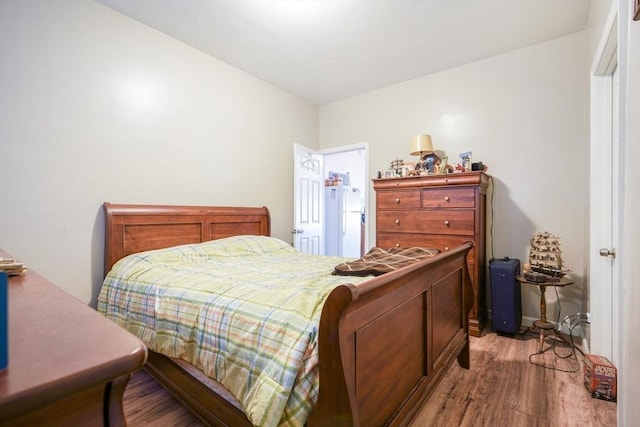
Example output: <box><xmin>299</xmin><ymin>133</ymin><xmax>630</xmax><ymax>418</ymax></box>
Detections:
<box><xmin>410</xmin><ymin>134</ymin><xmax>438</xmax><ymax>173</ymax></box>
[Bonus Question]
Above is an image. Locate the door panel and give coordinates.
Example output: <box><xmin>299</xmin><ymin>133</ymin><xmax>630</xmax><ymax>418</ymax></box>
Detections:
<box><xmin>293</xmin><ymin>144</ymin><xmax>323</xmax><ymax>254</ymax></box>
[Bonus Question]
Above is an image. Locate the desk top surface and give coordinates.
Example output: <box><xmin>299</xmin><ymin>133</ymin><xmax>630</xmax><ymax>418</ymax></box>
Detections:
<box><xmin>0</xmin><ymin>250</ymin><xmax>147</xmax><ymax>419</ymax></box>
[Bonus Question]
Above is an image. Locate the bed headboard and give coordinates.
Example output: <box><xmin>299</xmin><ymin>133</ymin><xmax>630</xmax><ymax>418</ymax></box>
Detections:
<box><xmin>103</xmin><ymin>202</ymin><xmax>271</xmax><ymax>275</ymax></box>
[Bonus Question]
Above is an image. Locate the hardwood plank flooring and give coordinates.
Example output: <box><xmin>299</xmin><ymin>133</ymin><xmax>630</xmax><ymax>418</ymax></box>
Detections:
<box><xmin>123</xmin><ymin>331</ymin><xmax>616</xmax><ymax>426</ymax></box>
<box><xmin>413</xmin><ymin>331</ymin><xmax>616</xmax><ymax>426</ymax></box>
<box><xmin>123</xmin><ymin>369</ymin><xmax>204</xmax><ymax>426</ymax></box>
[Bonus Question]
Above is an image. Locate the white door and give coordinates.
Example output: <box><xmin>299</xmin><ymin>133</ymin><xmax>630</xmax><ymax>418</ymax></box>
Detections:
<box><xmin>293</xmin><ymin>143</ymin><xmax>323</xmax><ymax>254</ymax></box>
<box><xmin>589</xmin><ymin>4</ymin><xmax>619</xmax><ymax>360</ymax></box>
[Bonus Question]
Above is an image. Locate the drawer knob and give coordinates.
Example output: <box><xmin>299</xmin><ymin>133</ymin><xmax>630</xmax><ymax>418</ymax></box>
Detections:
<box><xmin>444</xmin><ymin>246</ymin><xmax>449</xmax><ymax>251</ymax></box>
<box><xmin>395</xmin><ymin>243</ymin><xmax>400</xmax><ymax>248</ymax></box>
<box><xmin>395</xmin><ymin>219</ymin><xmax>400</xmax><ymax>225</ymax></box>
<box><xmin>444</xmin><ymin>196</ymin><xmax>450</xmax><ymax>202</ymax></box>
<box><xmin>395</xmin><ymin>198</ymin><xmax>400</xmax><ymax>204</ymax></box>
<box><xmin>444</xmin><ymin>220</ymin><xmax>450</xmax><ymax>226</ymax></box>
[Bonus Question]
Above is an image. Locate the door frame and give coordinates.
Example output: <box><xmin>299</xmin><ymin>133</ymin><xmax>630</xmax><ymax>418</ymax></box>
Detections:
<box><xmin>589</xmin><ymin>1</ymin><xmax>619</xmax><ymax>360</ymax></box>
<box><xmin>320</xmin><ymin>142</ymin><xmax>370</xmax><ymax>253</ymax></box>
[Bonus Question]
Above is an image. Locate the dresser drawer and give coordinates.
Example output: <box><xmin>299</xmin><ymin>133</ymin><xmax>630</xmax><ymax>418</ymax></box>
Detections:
<box><xmin>377</xmin><ymin>210</ymin><xmax>474</xmax><ymax>235</ymax></box>
<box><xmin>377</xmin><ymin>190</ymin><xmax>421</xmax><ymax>210</ymax></box>
<box><xmin>377</xmin><ymin>232</ymin><xmax>475</xmax><ymax>264</ymax></box>
<box><xmin>422</xmin><ymin>188</ymin><xmax>475</xmax><ymax>209</ymax></box>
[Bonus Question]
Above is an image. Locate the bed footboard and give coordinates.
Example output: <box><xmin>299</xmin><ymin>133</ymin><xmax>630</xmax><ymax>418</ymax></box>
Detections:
<box><xmin>308</xmin><ymin>243</ymin><xmax>473</xmax><ymax>426</ymax></box>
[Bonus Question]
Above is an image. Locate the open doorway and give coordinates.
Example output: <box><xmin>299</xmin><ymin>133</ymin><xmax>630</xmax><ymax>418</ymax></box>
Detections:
<box><xmin>292</xmin><ymin>142</ymin><xmax>369</xmax><ymax>257</ymax></box>
<box><xmin>321</xmin><ymin>143</ymin><xmax>369</xmax><ymax>258</ymax></box>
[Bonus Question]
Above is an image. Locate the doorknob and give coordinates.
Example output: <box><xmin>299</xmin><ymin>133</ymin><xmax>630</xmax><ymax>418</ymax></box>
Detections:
<box><xmin>599</xmin><ymin>248</ymin><xmax>616</xmax><ymax>258</ymax></box>
<box><xmin>291</xmin><ymin>228</ymin><xmax>304</xmax><ymax>234</ymax></box>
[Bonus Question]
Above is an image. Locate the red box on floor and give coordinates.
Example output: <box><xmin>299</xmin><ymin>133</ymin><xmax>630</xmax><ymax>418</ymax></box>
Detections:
<box><xmin>583</xmin><ymin>354</ymin><xmax>617</xmax><ymax>402</ymax></box>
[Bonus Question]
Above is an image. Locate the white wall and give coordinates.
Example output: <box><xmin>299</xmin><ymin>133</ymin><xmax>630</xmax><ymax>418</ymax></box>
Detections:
<box><xmin>0</xmin><ymin>0</ymin><xmax>318</xmax><ymax>305</ymax></box>
<box><xmin>319</xmin><ymin>32</ymin><xmax>588</xmax><ymax>324</ymax></box>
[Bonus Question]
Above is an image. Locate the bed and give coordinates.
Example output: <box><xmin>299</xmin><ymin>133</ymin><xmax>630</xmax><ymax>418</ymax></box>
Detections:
<box><xmin>100</xmin><ymin>202</ymin><xmax>474</xmax><ymax>426</ymax></box>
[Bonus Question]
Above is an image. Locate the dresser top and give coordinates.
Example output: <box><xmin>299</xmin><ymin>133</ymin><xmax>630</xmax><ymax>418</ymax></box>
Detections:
<box><xmin>373</xmin><ymin>171</ymin><xmax>490</xmax><ymax>190</ymax></box>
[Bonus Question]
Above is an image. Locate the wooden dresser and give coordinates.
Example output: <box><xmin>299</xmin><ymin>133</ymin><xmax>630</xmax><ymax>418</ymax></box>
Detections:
<box><xmin>0</xmin><ymin>250</ymin><xmax>147</xmax><ymax>426</ymax></box>
<box><xmin>373</xmin><ymin>172</ymin><xmax>490</xmax><ymax>337</ymax></box>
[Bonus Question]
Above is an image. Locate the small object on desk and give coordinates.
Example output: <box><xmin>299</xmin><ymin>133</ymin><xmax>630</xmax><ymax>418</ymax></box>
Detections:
<box><xmin>0</xmin><ymin>258</ymin><xmax>27</xmax><ymax>276</ymax></box>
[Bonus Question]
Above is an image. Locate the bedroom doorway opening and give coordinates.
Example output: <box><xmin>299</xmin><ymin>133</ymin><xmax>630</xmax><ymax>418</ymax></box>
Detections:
<box><xmin>321</xmin><ymin>143</ymin><xmax>369</xmax><ymax>258</ymax></box>
<box><xmin>293</xmin><ymin>142</ymin><xmax>369</xmax><ymax>257</ymax></box>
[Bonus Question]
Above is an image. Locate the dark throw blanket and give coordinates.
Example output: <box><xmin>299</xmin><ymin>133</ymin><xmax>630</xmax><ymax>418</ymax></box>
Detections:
<box><xmin>333</xmin><ymin>246</ymin><xmax>440</xmax><ymax>276</ymax></box>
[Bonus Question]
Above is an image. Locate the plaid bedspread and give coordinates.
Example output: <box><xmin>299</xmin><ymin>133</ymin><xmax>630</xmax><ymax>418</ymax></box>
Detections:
<box><xmin>333</xmin><ymin>246</ymin><xmax>440</xmax><ymax>276</ymax></box>
<box><xmin>97</xmin><ymin>236</ymin><xmax>369</xmax><ymax>427</ymax></box>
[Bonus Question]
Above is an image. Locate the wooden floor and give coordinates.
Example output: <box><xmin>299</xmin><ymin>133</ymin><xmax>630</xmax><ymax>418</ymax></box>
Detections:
<box><xmin>123</xmin><ymin>331</ymin><xmax>616</xmax><ymax>426</ymax></box>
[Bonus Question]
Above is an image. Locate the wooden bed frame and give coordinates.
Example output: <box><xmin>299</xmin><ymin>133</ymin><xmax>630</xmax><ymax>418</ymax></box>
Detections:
<box><xmin>103</xmin><ymin>202</ymin><xmax>474</xmax><ymax>426</ymax></box>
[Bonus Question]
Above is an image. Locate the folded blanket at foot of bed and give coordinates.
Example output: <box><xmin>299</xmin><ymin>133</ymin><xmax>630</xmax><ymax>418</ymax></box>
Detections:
<box><xmin>333</xmin><ymin>246</ymin><xmax>440</xmax><ymax>276</ymax></box>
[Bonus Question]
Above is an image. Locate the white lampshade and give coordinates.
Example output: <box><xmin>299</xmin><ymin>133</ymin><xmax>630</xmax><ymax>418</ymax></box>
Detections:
<box><xmin>410</xmin><ymin>134</ymin><xmax>434</xmax><ymax>156</ymax></box>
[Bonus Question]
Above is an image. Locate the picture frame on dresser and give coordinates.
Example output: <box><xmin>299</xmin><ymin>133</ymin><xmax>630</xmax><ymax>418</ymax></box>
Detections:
<box><xmin>437</xmin><ymin>156</ymin><xmax>448</xmax><ymax>175</ymax></box>
<box><xmin>459</xmin><ymin>152</ymin><xmax>472</xmax><ymax>172</ymax></box>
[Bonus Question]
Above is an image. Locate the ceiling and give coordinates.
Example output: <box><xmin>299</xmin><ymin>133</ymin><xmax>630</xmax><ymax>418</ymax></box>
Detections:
<box><xmin>96</xmin><ymin>0</ymin><xmax>591</xmax><ymax>105</ymax></box>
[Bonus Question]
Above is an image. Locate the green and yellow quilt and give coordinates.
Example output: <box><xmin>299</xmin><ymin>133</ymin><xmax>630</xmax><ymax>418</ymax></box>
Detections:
<box><xmin>97</xmin><ymin>235</ymin><xmax>370</xmax><ymax>427</ymax></box>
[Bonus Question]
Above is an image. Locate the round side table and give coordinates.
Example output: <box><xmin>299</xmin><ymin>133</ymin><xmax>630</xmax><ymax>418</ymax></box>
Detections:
<box><xmin>517</xmin><ymin>275</ymin><xmax>575</xmax><ymax>353</ymax></box>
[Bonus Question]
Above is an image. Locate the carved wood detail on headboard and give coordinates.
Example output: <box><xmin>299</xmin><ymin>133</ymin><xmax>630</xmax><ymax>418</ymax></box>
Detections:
<box><xmin>103</xmin><ymin>202</ymin><xmax>271</xmax><ymax>275</ymax></box>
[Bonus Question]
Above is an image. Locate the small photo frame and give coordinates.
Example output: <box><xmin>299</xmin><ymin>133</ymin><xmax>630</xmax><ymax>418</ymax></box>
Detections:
<box><xmin>383</xmin><ymin>170</ymin><xmax>397</xmax><ymax>178</ymax></box>
<box><xmin>401</xmin><ymin>165</ymin><xmax>413</xmax><ymax>177</ymax></box>
<box><xmin>459</xmin><ymin>151</ymin><xmax>472</xmax><ymax>172</ymax></box>
<box><xmin>437</xmin><ymin>156</ymin><xmax>448</xmax><ymax>175</ymax></box>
